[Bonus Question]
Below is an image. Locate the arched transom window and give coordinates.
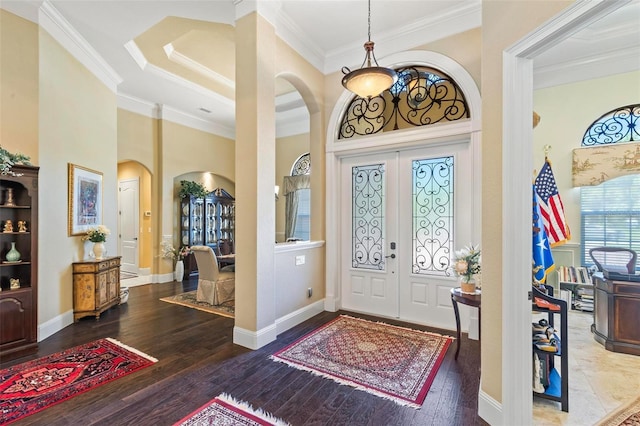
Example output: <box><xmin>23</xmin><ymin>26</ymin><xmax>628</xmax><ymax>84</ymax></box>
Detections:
<box><xmin>338</xmin><ymin>65</ymin><xmax>470</xmax><ymax>139</ymax></box>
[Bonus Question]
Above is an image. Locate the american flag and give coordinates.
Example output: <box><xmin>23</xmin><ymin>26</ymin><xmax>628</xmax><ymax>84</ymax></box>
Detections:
<box><xmin>535</xmin><ymin>159</ymin><xmax>571</xmax><ymax>247</ymax></box>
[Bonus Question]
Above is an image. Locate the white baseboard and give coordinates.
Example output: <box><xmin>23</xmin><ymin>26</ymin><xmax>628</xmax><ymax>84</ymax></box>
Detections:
<box><xmin>275</xmin><ymin>300</ymin><xmax>325</xmax><ymax>335</ymax></box>
<box><xmin>469</xmin><ymin>314</ymin><xmax>480</xmax><ymax>340</ymax></box>
<box><xmin>478</xmin><ymin>388</ymin><xmax>502</xmax><ymax>425</ymax></box>
<box><xmin>233</xmin><ymin>301</ymin><xmax>325</xmax><ymax>350</ymax></box>
<box><xmin>38</xmin><ymin>309</ymin><xmax>74</xmax><ymax>342</ymax></box>
<box><xmin>233</xmin><ymin>323</ymin><xmax>278</xmax><ymax>350</ymax></box>
<box><xmin>324</xmin><ymin>296</ymin><xmax>338</xmax><ymax>312</ymax></box>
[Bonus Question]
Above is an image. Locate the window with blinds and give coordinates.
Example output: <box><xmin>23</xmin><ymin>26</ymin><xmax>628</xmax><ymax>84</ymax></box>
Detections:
<box><xmin>581</xmin><ymin>174</ymin><xmax>640</xmax><ymax>270</ymax></box>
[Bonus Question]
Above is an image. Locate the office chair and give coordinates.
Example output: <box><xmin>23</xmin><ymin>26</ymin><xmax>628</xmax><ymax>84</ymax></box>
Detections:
<box><xmin>589</xmin><ymin>247</ymin><xmax>637</xmax><ymax>274</ymax></box>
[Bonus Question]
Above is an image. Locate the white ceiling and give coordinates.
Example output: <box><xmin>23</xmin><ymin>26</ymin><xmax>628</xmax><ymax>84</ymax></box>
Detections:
<box><xmin>2</xmin><ymin>0</ymin><xmax>639</xmax><ymax>138</ymax></box>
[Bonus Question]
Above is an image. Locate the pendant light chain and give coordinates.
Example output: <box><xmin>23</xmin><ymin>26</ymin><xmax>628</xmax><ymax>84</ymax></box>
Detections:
<box><xmin>368</xmin><ymin>0</ymin><xmax>371</xmax><ymax>42</ymax></box>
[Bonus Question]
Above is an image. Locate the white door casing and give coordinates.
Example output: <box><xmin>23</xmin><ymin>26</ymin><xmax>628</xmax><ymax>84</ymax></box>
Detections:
<box><xmin>340</xmin><ymin>143</ymin><xmax>475</xmax><ymax>331</ymax></box>
<box><xmin>119</xmin><ymin>178</ymin><xmax>139</xmax><ymax>274</ymax></box>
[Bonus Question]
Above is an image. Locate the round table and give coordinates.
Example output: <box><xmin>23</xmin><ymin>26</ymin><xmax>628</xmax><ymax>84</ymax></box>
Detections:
<box><xmin>450</xmin><ymin>287</ymin><xmax>481</xmax><ymax>360</ymax></box>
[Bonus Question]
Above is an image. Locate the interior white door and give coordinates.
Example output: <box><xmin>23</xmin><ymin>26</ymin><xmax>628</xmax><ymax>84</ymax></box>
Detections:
<box><xmin>119</xmin><ymin>178</ymin><xmax>139</xmax><ymax>274</ymax></box>
<box><xmin>341</xmin><ymin>153</ymin><xmax>399</xmax><ymax>318</ymax></box>
<box><xmin>340</xmin><ymin>142</ymin><xmax>474</xmax><ymax>329</ymax></box>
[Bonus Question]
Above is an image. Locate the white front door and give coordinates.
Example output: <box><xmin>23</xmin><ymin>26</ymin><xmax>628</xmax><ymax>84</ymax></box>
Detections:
<box><xmin>118</xmin><ymin>178</ymin><xmax>139</xmax><ymax>274</ymax></box>
<box><xmin>341</xmin><ymin>153</ymin><xmax>399</xmax><ymax>318</ymax></box>
<box><xmin>341</xmin><ymin>142</ymin><xmax>475</xmax><ymax>328</ymax></box>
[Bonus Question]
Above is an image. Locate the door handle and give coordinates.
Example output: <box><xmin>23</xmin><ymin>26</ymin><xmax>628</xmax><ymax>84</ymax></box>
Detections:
<box><xmin>385</xmin><ymin>253</ymin><xmax>396</xmax><ymax>259</ymax></box>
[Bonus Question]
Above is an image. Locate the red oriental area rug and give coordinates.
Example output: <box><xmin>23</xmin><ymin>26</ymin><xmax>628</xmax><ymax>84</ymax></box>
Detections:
<box><xmin>0</xmin><ymin>338</ymin><xmax>157</xmax><ymax>425</ymax></box>
<box><xmin>271</xmin><ymin>315</ymin><xmax>453</xmax><ymax>408</ymax></box>
<box><xmin>175</xmin><ymin>393</ymin><xmax>290</xmax><ymax>426</ymax></box>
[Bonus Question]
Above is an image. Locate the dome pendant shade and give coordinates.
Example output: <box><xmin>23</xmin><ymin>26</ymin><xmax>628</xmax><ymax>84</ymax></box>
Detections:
<box><xmin>342</xmin><ymin>66</ymin><xmax>397</xmax><ymax>99</ymax></box>
<box><xmin>341</xmin><ymin>1</ymin><xmax>397</xmax><ymax>99</ymax></box>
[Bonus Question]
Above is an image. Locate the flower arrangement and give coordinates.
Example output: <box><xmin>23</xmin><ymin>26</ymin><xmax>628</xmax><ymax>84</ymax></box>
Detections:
<box><xmin>451</xmin><ymin>243</ymin><xmax>481</xmax><ymax>283</ymax></box>
<box><xmin>81</xmin><ymin>225</ymin><xmax>110</xmax><ymax>243</ymax></box>
<box><xmin>160</xmin><ymin>241</ymin><xmax>191</xmax><ymax>261</ymax></box>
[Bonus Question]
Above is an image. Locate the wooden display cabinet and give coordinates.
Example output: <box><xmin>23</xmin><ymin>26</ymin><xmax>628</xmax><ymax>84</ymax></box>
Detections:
<box><xmin>180</xmin><ymin>188</ymin><xmax>235</xmax><ymax>277</ymax></box>
<box><xmin>72</xmin><ymin>256</ymin><xmax>121</xmax><ymax>321</ymax></box>
<box><xmin>0</xmin><ymin>165</ymin><xmax>39</xmax><ymax>360</ymax></box>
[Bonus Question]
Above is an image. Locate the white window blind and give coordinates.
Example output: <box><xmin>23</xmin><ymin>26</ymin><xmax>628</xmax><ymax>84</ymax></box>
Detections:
<box><xmin>581</xmin><ymin>174</ymin><xmax>640</xmax><ymax>271</ymax></box>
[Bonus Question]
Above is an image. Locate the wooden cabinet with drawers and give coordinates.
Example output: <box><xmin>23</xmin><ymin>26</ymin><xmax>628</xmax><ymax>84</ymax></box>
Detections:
<box><xmin>72</xmin><ymin>256</ymin><xmax>121</xmax><ymax>321</ymax></box>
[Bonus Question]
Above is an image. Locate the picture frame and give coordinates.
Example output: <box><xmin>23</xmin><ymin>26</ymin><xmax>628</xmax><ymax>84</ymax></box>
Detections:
<box><xmin>68</xmin><ymin>163</ymin><xmax>103</xmax><ymax>236</ymax></box>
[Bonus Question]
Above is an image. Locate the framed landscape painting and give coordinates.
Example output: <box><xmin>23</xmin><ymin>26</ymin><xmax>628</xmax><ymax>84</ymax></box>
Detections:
<box><xmin>68</xmin><ymin>163</ymin><xmax>103</xmax><ymax>236</ymax></box>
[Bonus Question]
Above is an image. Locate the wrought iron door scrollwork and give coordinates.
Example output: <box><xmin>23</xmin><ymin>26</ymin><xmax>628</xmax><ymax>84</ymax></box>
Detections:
<box><xmin>339</xmin><ymin>66</ymin><xmax>470</xmax><ymax>139</ymax></box>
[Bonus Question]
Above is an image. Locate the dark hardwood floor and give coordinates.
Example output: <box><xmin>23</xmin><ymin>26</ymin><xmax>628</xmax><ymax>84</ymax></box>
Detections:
<box><xmin>1</xmin><ymin>279</ymin><xmax>487</xmax><ymax>426</ymax></box>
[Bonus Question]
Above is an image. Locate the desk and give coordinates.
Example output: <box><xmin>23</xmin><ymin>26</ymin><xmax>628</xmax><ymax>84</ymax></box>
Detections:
<box><xmin>450</xmin><ymin>287</ymin><xmax>481</xmax><ymax>360</ymax></box>
<box><xmin>591</xmin><ymin>275</ymin><xmax>640</xmax><ymax>355</ymax></box>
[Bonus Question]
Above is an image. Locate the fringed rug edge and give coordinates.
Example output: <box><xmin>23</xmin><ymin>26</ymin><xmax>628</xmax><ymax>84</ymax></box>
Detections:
<box><xmin>105</xmin><ymin>337</ymin><xmax>158</xmax><ymax>363</ymax></box>
<box><xmin>269</xmin><ymin>354</ymin><xmax>422</xmax><ymax>408</ymax></box>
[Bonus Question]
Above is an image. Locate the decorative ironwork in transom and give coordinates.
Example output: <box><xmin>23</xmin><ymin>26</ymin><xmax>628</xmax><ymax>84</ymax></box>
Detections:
<box><xmin>291</xmin><ymin>153</ymin><xmax>311</xmax><ymax>175</ymax></box>
<box><xmin>411</xmin><ymin>156</ymin><xmax>454</xmax><ymax>275</ymax></box>
<box><xmin>582</xmin><ymin>104</ymin><xmax>640</xmax><ymax>146</ymax></box>
<box><xmin>352</xmin><ymin>163</ymin><xmax>385</xmax><ymax>270</ymax></box>
<box><xmin>338</xmin><ymin>66</ymin><xmax>469</xmax><ymax>139</ymax></box>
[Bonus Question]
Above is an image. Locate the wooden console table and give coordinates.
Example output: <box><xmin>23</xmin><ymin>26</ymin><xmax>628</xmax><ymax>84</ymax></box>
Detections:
<box><xmin>450</xmin><ymin>287</ymin><xmax>481</xmax><ymax>360</ymax></box>
<box><xmin>72</xmin><ymin>256</ymin><xmax>121</xmax><ymax>322</ymax></box>
<box><xmin>591</xmin><ymin>274</ymin><xmax>640</xmax><ymax>356</ymax></box>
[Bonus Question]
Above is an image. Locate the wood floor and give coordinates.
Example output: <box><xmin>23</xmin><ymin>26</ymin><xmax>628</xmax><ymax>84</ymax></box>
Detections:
<box><xmin>1</xmin><ymin>279</ymin><xmax>486</xmax><ymax>426</ymax></box>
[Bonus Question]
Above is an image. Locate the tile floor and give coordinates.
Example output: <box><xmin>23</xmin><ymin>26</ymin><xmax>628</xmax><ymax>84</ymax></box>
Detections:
<box><xmin>532</xmin><ymin>310</ymin><xmax>640</xmax><ymax>425</ymax></box>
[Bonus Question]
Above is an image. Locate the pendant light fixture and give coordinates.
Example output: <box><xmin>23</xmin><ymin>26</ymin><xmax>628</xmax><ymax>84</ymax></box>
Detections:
<box><xmin>341</xmin><ymin>0</ymin><xmax>398</xmax><ymax>98</ymax></box>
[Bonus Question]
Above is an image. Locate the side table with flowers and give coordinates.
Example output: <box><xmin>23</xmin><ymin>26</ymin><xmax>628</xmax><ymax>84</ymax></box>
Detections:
<box><xmin>82</xmin><ymin>225</ymin><xmax>110</xmax><ymax>260</ymax></box>
<box><xmin>161</xmin><ymin>241</ymin><xmax>191</xmax><ymax>281</ymax></box>
<box><xmin>452</xmin><ymin>243</ymin><xmax>481</xmax><ymax>294</ymax></box>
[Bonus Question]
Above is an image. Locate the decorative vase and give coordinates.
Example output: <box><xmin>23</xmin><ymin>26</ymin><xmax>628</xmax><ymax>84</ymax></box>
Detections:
<box><xmin>174</xmin><ymin>259</ymin><xmax>185</xmax><ymax>281</ymax></box>
<box><xmin>6</xmin><ymin>242</ymin><xmax>21</xmax><ymax>262</ymax></box>
<box><xmin>92</xmin><ymin>242</ymin><xmax>105</xmax><ymax>260</ymax></box>
<box><xmin>460</xmin><ymin>277</ymin><xmax>476</xmax><ymax>294</ymax></box>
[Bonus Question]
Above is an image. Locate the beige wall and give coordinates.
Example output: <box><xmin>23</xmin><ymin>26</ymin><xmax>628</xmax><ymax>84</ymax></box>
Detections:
<box><xmin>275</xmin><ymin>133</ymin><xmax>310</xmax><ymax>242</ymax></box>
<box><xmin>0</xmin><ymin>10</ymin><xmax>39</xmax><ymax>162</ymax></box>
<box><xmin>481</xmin><ymin>0</ymin><xmax>572</xmax><ymax>404</ymax></box>
<box><xmin>534</xmin><ymin>70</ymin><xmax>640</xmax><ymax>251</ymax></box>
<box><xmin>38</xmin><ymin>28</ymin><xmax>119</xmax><ymax>325</ymax></box>
<box><xmin>159</xmin><ymin>120</ymin><xmax>235</xmax><ymax>273</ymax></box>
<box><xmin>117</xmin><ymin>108</ymin><xmax>157</xmax><ymax>174</ymax></box>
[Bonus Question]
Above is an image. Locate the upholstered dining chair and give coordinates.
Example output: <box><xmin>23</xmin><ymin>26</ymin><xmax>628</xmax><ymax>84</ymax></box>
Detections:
<box><xmin>190</xmin><ymin>245</ymin><xmax>235</xmax><ymax>305</ymax></box>
<box><xmin>589</xmin><ymin>247</ymin><xmax>637</xmax><ymax>274</ymax></box>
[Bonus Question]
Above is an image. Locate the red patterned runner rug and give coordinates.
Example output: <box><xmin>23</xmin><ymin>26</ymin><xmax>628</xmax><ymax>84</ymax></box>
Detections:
<box><xmin>0</xmin><ymin>338</ymin><xmax>157</xmax><ymax>425</ymax></box>
<box><xmin>175</xmin><ymin>393</ymin><xmax>290</xmax><ymax>426</ymax></box>
<box><xmin>271</xmin><ymin>315</ymin><xmax>453</xmax><ymax>408</ymax></box>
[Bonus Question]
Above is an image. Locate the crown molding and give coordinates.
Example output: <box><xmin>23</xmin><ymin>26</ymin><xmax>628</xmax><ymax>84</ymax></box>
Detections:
<box><xmin>160</xmin><ymin>106</ymin><xmax>235</xmax><ymax>140</ymax></box>
<box><xmin>534</xmin><ymin>45</ymin><xmax>640</xmax><ymax>89</ymax></box>
<box><xmin>325</xmin><ymin>2</ymin><xmax>481</xmax><ymax>74</ymax></box>
<box><xmin>117</xmin><ymin>93</ymin><xmax>160</xmax><ymax>119</ymax></box>
<box><xmin>163</xmin><ymin>43</ymin><xmax>235</xmax><ymax>89</ymax></box>
<box><xmin>124</xmin><ymin>40</ymin><xmax>234</xmax><ymax>108</ymax></box>
<box><xmin>38</xmin><ymin>0</ymin><xmax>122</xmax><ymax>93</ymax></box>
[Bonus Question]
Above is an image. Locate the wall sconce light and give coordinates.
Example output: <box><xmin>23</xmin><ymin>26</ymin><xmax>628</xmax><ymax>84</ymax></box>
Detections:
<box><xmin>275</xmin><ymin>185</ymin><xmax>280</xmax><ymax>201</ymax></box>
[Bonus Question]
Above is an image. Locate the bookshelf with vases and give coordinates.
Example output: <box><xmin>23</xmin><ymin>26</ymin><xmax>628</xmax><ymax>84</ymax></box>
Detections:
<box><xmin>0</xmin><ymin>165</ymin><xmax>39</xmax><ymax>360</ymax></box>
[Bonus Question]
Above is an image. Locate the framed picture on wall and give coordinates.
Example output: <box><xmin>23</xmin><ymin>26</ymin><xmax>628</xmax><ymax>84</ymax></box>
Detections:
<box><xmin>68</xmin><ymin>163</ymin><xmax>103</xmax><ymax>236</ymax></box>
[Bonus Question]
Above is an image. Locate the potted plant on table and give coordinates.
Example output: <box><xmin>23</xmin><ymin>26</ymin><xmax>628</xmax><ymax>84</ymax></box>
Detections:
<box><xmin>161</xmin><ymin>241</ymin><xmax>191</xmax><ymax>281</ymax></box>
<box><xmin>452</xmin><ymin>243</ymin><xmax>481</xmax><ymax>294</ymax></box>
<box><xmin>82</xmin><ymin>225</ymin><xmax>110</xmax><ymax>260</ymax></box>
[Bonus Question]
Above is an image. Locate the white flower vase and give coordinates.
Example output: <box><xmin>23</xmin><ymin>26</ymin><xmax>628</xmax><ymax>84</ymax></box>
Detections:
<box><xmin>460</xmin><ymin>277</ymin><xmax>476</xmax><ymax>294</ymax></box>
<box><xmin>174</xmin><ymin>260</ymin><xmax>184</xmax><ymax>281</ymax></box>
<box><xmin>92</xmin><ymin>242</ymin><xmax>105</xmax><ymax>260</ymax></box>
